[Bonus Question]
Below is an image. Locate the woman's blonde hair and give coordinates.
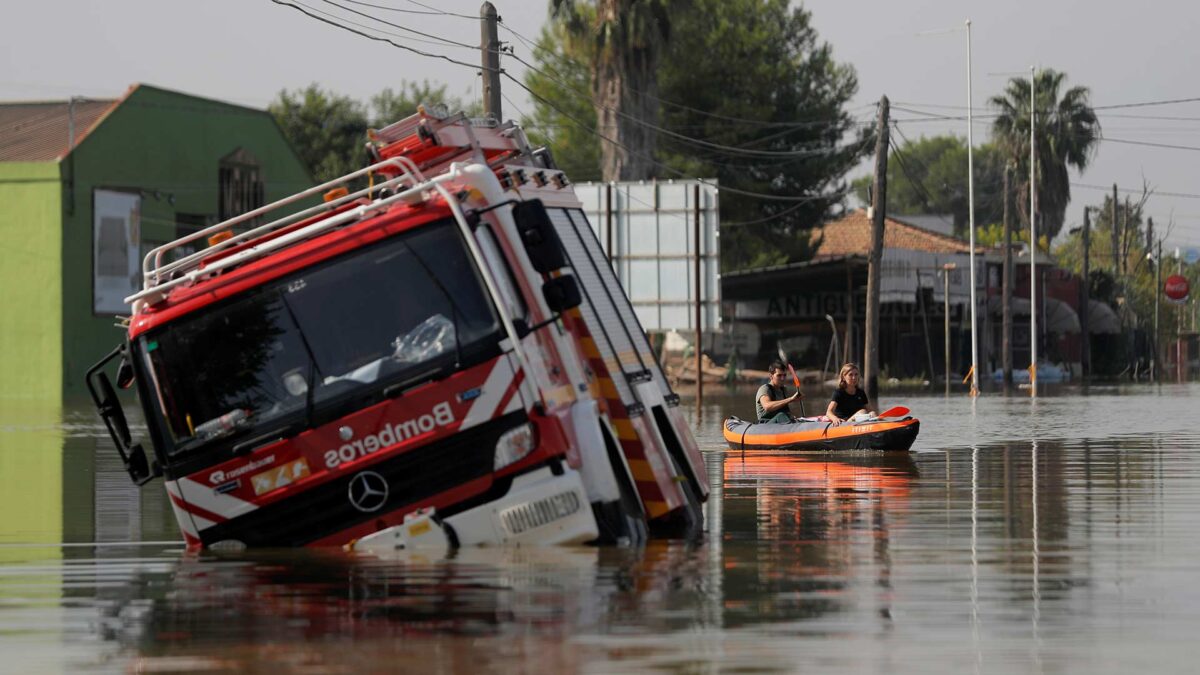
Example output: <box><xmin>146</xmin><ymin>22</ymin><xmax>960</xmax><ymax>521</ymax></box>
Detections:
<box><xmin>837</xmin><ymin>363</ymin><xmax>860</xmax><ymax>392</ymax></box>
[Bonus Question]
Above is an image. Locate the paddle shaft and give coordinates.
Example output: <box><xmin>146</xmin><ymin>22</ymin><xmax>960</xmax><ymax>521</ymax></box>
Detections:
<box><xmin>787</xmin><ymin>364</ymin><xmax>805</xmax><ymax>416</ymax></box>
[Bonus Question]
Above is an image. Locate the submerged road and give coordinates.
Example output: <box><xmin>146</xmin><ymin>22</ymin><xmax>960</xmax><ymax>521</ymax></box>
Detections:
<box><xmin>1</xmin><ymin>384</ymin><xmax>1197</xmax><ymax>673</ymax></box>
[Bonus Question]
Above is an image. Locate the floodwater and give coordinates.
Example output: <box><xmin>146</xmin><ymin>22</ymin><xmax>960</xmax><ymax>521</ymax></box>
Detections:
<box><xmin>2</xmin><ymin>384</ymin><xmax>1199</xmax><ymax>673</ymax></box>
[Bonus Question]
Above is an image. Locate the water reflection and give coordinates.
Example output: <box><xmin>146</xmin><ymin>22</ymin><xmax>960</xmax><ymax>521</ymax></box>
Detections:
<box><xmin>0</xmin><ymin>388</ymin><xmax>1198</xmax><ymax>672</ymax></box>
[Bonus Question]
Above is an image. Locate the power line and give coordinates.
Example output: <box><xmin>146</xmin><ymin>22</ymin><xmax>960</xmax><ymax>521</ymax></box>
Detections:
<box><xmin>502</xmin><ymin>71</ymin><xmax>849</xmax><ymax>204</ymax></box>
<box><xmin>317</xmin><ymin>0</ymin><xmax>476</xmax><ymax>49</ymax></box>
<box><xmin>504</xmin><ymin>51</ymin><xmax>858</xmax><ymax>160</ymax></box>
<box><xmin>1093</xmin><ymin>96</ymin><xmax>1200</xmax><ymax>111</ymax></box>
<box><xmin>399</xmin><ymin>0</ymin><xmax>476</xmax><ymax>20</ymax></box>
<box><xmin>272</xmin><ymin>0</ymin><xmax>866</xmax><ymax>209</ymax></box>
<box><xmin>1101</xmin><ymin>136</ymin><xmax>1200</xmax><ymax>152</ymax></box>
<box><xmin>270</xmin><ymin>0</ymin><xmax>489</xmax><ymax>72</ymax></box>
<box><xmin>336</xmin><ymin>0</ymin><xmax>452</xmax><ymax>16</ymax></box>
<box><xmin>497</xmin><ymin>19</ymin><xmax>873</xmax><ymax>132</ymax></box>
<box><xmin>1071</xmin><ymin>182</ymin><xmax>1200</xmax><ymax>200</ymax></box>
<box><xmin>895</xmin><ymin>95</ymin><xmax>1200</xmax><ymax>112</ymax></box>
<box><xmin>284</xmin><ymin>1</ymin><xmax>865</xmax><ymax>164</ymax></box>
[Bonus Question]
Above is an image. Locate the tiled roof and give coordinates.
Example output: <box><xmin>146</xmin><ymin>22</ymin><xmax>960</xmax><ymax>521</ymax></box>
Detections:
<box><xmin>813</xmin><ymin>208</ymin><xmax>984</xmax><ymax>256</ymax></box>
<box><xmin>0</xmin><ymin>98</ymin><xmax>118</xmax><ymax>162</ymax></box>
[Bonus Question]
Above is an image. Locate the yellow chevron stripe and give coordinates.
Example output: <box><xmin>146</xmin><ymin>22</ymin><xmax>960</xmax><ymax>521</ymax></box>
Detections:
<box><xmin>613</xmin><ymin>418</ymin><xmax>638</xmax><ymax>441</ymax></box>
<box><xmin>599</xmin><ymin>378</ymin><xmax>620</xmax><ymax>400</ymax></box>
<box><xmin>645</xmin><ymin>501</ymin><xmax>670</xmax><ymax>519</ymax></box>
<box><xmin>580</xmin><ymin>337</ymin><xmax>600</xmax><ymax>359</ymax></box>
<box><xmin>627</xmin><ymin>458</ymin><xmax>655</xmax><ymax>482</ymax></box>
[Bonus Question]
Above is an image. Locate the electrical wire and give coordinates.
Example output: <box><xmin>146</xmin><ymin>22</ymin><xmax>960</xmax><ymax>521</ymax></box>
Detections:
<box><xmin>270</xmin><ymin>0</ymin><xmax>490</xmax><ymax>72</ymax></box>
<box><xmin>1101</xmin><ymin>137</ymin><xmax>1200</xmax><ymax>152</ymax></box>
<box><xmin>505</xmin><ymin>52</ymin><xmax>858</xmax><ymax>160</ymax></box>
<box><xmin>497</xmin><ymin>19</ymin><xmax>875</xmax><ymax>132</ymax></box>
<box><xmin>317</xmin><ymin>0</ymin><xmax>476</xmax><ymax>49</ymax></box>
<box><xmin>502</xmin><ymin>71</ymin><xmax>849</xmax><ymax>204</ymax></box>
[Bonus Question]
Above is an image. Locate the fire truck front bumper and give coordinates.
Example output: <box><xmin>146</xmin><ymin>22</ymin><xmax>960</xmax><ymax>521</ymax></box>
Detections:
<box><xmin>351</xmin><ymin>466</ymin><xmax>598</xmax><ymax>553</ymax></box>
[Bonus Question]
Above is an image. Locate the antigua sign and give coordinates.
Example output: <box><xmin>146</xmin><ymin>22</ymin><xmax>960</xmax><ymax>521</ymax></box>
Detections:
<box><xmin>1164</xmin><ymin>275</ymin><xmax>1190</xmax><ymax>303</ymax></box>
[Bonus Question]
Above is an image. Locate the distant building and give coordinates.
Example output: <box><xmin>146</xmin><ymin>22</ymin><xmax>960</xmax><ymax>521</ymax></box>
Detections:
<box><xmin>723</xmin><ymin>208</ymin><xmax>1113</xmax><ymax>381</ymax></box>
<box><xmin>723</xmin><ymin>209</ymin><xmax>987</xmax><ymax>379</ymax></box>
<box><xmin>0</xmin><ymin>84</ymin><xmax>312</xmax><ymax>404</ymax></box>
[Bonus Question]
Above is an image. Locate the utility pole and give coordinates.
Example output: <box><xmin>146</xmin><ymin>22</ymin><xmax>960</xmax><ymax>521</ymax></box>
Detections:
<box><xmin>1154</xmin><ymin>238</ymin><xmax>1162</xmax><ymax>382</ymax></box>
<box><xmin>694</xmin><ymin>183</ymin><xmax>704</xmax><ymax>408</ymax></box>
<box><xmin>1081</xmin><ymin>207</ymin><xmax>1092</xmax><ymax>378</ymax></box>
<box><xmin>864</xmin><ymin>95</ymin><xmax>889</xmax><ymax>404</ymax></box>
<box><xmin>1029</xmin><ymin>67</ymin><xmax>1038</xmax><ymax>397</ymax></box>
<box><xmin>480</xmin><ymin>2</ymin><xmax>502</xmax><ymax>122</ymax></box>
<box><xmin>1002</xmin><ymin>164</ymin><xmax>1013</xmax><ymax>386</ymax></box>
<box><xmin>1111</xmin><ymin>183</ymin><xmax>1120</xmax><ymax>276</ymax></box>
<box><xmin>943</xmin><ymin>263</ymin><xmax>956</xmax><ymax>396</ymax></box>
<box><xmin>965</xmin><ymin>19</ymin><xmax>979</xmax><ymax>397</ymax></box>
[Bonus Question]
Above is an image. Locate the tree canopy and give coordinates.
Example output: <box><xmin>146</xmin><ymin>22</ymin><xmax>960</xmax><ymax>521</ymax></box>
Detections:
<box><xmin>990</xmin><ymin>69</ymin><xmax>1101</xmax><ymax>241</ymax></box>
<box><xmin>851</xmin><ymin>135</ymin><xmax>1006</xmax><ymax>236</ymax></box>
<box><xmin>526</xmin><ymin>0</ymin><xmax>869</xmax><ymax>270</ymax></box>
<box><xmin>269</xmin><ymin>81</ymin><xmax>471</xmax><ymax>183</ymax></box>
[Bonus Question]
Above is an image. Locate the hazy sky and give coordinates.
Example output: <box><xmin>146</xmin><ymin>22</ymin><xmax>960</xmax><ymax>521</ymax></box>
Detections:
<box><xmin>4</xmin><ymin>0</ymin><xmax>1198</xmax><ymax>253</ymax></box>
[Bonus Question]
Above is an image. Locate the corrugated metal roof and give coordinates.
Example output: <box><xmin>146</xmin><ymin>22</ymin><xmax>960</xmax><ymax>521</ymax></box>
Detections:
<box><xmin>0</xmin><ymin>99</ymin><xmax>118</xmax><ymax>162</ymax></box>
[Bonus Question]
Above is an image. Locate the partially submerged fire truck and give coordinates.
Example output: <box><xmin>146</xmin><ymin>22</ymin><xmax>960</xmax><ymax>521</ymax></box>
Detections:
<box><xmin>87</xmin><ymin>108</ymin><xmax>708</xmax><ymax>551</ymax></box>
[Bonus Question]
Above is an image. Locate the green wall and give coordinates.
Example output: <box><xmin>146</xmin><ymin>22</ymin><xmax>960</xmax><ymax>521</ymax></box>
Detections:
<box><xmin>0</xmin><ymin>162</ymin><xmax>63</xmax><ymax>406</ymax></box>
<box><xmin>61</xmin><ymin>84</ymin><xmax>313</xmax><ymax>398</ymax></box>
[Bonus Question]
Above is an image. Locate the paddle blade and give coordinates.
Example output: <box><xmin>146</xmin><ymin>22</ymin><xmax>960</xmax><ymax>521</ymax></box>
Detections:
<box><xmin>787</xmin><ymin>363</ymin><xmax>801</xmax><ymax>388</ymax></box>
<box><xmin>879</xmin><ymin>405</ymin><xmax>910</xmax><ymax>418</ymax></box>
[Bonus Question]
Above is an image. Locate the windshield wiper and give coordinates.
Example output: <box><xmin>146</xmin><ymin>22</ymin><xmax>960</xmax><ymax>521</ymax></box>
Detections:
<box><xmin>382</xmin><ymin>363</ymin><xmax>451</xmax><ymax>399</ymax></box>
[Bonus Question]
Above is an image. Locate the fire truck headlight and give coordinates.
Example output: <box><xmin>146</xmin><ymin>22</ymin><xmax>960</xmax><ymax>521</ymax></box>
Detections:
<box><xmin>494</xmin><ymin>423</ymin><xmax>537</xmax><ymax>471</ymax></box>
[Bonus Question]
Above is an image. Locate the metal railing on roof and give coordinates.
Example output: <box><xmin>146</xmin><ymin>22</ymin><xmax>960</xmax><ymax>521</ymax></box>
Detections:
<box><xmin>126</xmin><ymin>156</ymin><xmax>429</xmax><ymax>311</ymax></box>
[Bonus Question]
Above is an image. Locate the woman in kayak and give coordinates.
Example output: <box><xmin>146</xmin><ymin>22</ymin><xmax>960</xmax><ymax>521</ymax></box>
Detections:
<box><xmin>825</xmin><ymin>363</ymin><xmax>874</xmax><ymax>425</ymax></box>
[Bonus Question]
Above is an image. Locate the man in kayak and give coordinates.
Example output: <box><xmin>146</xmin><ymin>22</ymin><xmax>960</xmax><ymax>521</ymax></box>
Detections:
<box><xmin>756</xmin><ymin>360</ymin><xmax>803</xmax><ymax>423</ymax></box>
<box><xmin>825</xmin><ymin>362</ymin><xmax>874</xmax><ymax>425</ymax></box>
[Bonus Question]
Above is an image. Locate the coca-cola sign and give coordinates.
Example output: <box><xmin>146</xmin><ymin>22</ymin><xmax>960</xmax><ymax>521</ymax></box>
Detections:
<box><xmin>1164</xmin><ymin>274</ymin><xmax>1190</xmax><ymax>303</ymax></box>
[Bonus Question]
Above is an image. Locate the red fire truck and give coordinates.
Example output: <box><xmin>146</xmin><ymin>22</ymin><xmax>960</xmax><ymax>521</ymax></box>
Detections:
<box><xmin>87</xmin><ymin>107</ymin><xmax>708</xmax><ymax>551</ymax></box>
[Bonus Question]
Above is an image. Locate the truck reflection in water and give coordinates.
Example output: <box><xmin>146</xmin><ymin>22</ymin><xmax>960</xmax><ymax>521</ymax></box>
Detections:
<box><xmin>112</xmin><ymin>542</ymin><xmax>718</xmax><ymax>671</ymax></box>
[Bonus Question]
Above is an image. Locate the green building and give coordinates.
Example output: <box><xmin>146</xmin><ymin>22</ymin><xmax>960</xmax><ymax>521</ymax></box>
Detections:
<box><xmin>0</xmin><ymin>84</ymin><xmax>313</xmax><ymax>408</ymax></box>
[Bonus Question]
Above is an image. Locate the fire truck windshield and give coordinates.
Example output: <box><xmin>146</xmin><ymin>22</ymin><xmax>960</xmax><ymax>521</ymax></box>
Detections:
<box><xmin>138</xmin><ymin>219</ymin><xmax>502</xmax><ymax>456</ymax></box>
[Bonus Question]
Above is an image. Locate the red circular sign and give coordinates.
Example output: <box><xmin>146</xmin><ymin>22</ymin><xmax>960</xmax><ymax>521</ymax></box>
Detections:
<box><xmin>1164</xmin><ymin>274</ymin><xmax>1190</xmax><ymax>302</ymax></box>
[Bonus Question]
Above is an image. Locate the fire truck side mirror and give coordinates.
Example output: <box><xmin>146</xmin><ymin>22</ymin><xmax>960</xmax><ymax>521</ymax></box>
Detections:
<box><xmin>512</xmin><ymin>199</ymin><xmax>567</xmax><ymax>273</ymax></box>
<box><xmin>86</xmin><ymin>346</ymin><xmax>159</xmax><ymax>486</ymax></box>
<box><xmin>125</xmin><ymin>444</ymin><xmax>158</xmax><ymax>486</ymax></box>
<box><xmin>91</xmin><ymin>369</ymin><xmax>132</xmax><ymax>448</ymax></box>
<box><xmin>543</xmin><ymin>274</ymin><xmax>582</xmax><ymax>313</ymax></box>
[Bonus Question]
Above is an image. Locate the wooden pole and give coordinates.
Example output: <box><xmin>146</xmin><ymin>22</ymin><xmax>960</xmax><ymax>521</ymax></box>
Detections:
<box><xmin>480</xmin><ymin>2</ymin><xmax>502</xmax><ymax>121</ymax></box>
<box><xmin>864</xmin><ymin>96</ymin><xmax>889</xmax><ymax>403</ymax></box>
<box><xmin>1154</xmin><ymin>238</ymin><xmax>1162</xmax><ymax>382</ymax></box>
<box><xmin>1002</xmin><ymin>164</ymin><xmax>1013</xmax><ymax>386</ymax></box>
<box><xmin>1081</xmin><ymin>207</ymin><xmax>1091</xmax><ymax>378</ymax></box>
<box><xmin>944</xmin><ymin>263</ymin><xmax>956</xmax><ymax>395</ymax></box>
<box><xmin>605</xmin><ymin>182</ymin><xmax>614</xmax><ymax>261</ymax></box>
<box><xmin>694</xmin><ymin>183</ymin><xmax>703</xmax><ymax>407</ymax></box>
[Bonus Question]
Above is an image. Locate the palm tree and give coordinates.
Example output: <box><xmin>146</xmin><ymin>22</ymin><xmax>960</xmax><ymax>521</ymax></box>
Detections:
<box><xmin>552</xmin><ymin>0</ymin><xmax>673</xmax><ymax>181</ymax></box>
<box><xmin>989</xmin><ymin>69</ymin><xmax>1101</xmax><ymax>241</ymax></box>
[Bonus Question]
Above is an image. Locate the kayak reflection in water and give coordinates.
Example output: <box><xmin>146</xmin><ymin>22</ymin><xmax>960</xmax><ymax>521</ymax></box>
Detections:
<box><xmin>825</xmin><ymin>363</ymin><xmax>874</xmax><ymax>426</ymax></box>
<box><xmin>756</xmin><ymin>360</ymin><xmax>803</xmax><ymax>423</ymax></box>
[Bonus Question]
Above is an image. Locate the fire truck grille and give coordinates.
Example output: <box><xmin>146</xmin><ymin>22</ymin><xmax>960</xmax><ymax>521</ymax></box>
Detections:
<box><xmin>198</xmin><ymin>411</ymin><xmax>527</xmax><ymax>547</ymax></box>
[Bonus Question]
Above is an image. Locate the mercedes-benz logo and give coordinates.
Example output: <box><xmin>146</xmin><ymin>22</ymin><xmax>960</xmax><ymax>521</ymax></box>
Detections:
<box><xmin>348</xmin><ymin>471</ymin><xmax>389</xmax><ymax>512</ymax></box>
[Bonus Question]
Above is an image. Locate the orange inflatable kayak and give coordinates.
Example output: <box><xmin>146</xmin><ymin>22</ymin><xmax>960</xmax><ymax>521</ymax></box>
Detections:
<box><xmin>723</xmin><ymin>415</ymin><xmax>919</xmax><ymax>452</ymax></box>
